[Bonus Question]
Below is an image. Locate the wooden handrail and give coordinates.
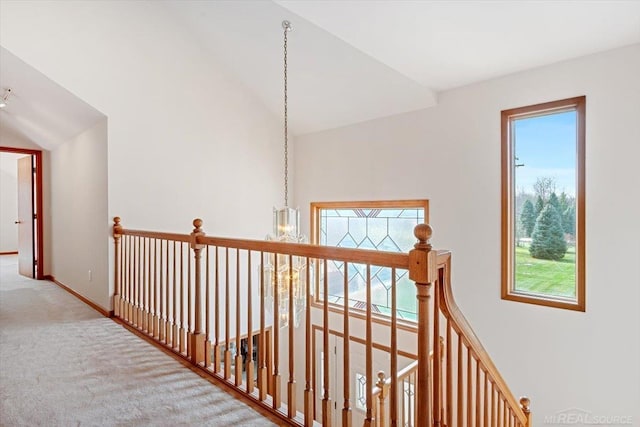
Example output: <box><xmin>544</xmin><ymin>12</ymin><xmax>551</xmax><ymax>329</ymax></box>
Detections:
<box><xmin>437</xmin><ymin>252</ymin><xmax>529</xmax><ymax>426</ymax></box>
<box><xmin>119</xmin><ymin>227</ymin><xmax>410</xmax><ymax>269</ymax></box>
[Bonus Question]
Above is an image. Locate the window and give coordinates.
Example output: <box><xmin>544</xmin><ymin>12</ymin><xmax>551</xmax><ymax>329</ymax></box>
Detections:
<box><xmin>355</xmin><ymin>372</ymin><xmax>367</xmax><ymax>410</ymax></box>
<box><xmin>311</xmin><ymin>200</ymin><xmax>429</xmax><ymax>321</ymax></box>
<box><xmin>501</xmin><ymin>97</ymin><xmax>585</xmax><ymax>311</ymax></box>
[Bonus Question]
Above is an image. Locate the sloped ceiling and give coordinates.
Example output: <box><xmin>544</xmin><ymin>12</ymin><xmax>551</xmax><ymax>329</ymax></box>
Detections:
<box><xmin>165</xmin><ymin>0</ymin><xmax>640</xmax><ymax>135</ymax></box>
<box><xmin>1</xmin><ymin>1</ymin><xmax>639</xmax><ymax>148</ymax></box>
<box><xmin>0</xmin><ymin>47</ymin><xmax>105</xmax><ymax>151</ymax></box>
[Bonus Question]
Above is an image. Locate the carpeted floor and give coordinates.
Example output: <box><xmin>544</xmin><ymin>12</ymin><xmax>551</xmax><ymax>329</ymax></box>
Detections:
<box><xmin>0</xmin><ymin>255</ymin><xmax>277</xmax><ymax>426</ymax></box>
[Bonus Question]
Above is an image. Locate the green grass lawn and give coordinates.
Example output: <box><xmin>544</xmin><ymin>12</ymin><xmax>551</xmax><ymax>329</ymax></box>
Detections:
<box><xmin>515</xmin><ymin>245</ymin><xmax>576</xmax><ymax>298</ymax></box>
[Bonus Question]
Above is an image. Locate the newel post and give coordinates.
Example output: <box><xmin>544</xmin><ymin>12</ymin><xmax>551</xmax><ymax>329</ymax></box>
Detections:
<box><xmin>190</xmin><ymin>218</ymin><xmax>206</xmax><ymax>365</ymax></box>
<box><xmin>409</xmin><ymin>224</ymin><xmax>437</xmax><ymax>426</ymax></box>
<box><xmin>376</xmin><ymin>371</ymin><xmax>388</xmax><ymax>427</ymax></box>
<box><xmin>520</xmin><ymin>397</ymin><xmax>532</xmax><ymax>427</ymax></box>
<box><xmin>113</xmin><ymin>217</ymin><xmax>123</xmax><ymax>318</ymax></box>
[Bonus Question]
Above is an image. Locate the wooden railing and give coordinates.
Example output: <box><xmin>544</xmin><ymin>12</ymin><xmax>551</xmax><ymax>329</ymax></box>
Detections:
<box><xmin>112</xmin><ymin>218</ymin><xmax>531</xmax><ymax>426</ymax></box>
<box><xmin>371</xmin><ymin>360</ymin><xmax>419</xmax><ymax>427</ymax></box>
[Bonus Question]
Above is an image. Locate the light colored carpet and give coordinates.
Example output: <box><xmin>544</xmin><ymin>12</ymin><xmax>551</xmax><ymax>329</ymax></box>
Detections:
<box><xmin>0</xmin><ymin>255</ymin><xmax>277</xmax><ymax>427</ymax></box>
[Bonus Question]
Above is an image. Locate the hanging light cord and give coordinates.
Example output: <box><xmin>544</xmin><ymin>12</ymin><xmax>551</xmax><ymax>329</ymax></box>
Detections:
<box><xmin>283</xmin><ymin>21</ymin><xmax>291</xmax><ymax>207</ymax></box>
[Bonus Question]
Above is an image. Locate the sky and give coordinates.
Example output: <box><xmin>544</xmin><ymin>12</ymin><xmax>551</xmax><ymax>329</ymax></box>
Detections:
<box><xmin>514</xmin><ymin>110</ymin><xmax>577</xmax><ymax>197</ymax></box>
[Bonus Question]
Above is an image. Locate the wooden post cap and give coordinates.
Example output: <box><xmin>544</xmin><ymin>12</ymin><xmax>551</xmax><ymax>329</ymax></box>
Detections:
<box><xmin>413</xmin><ymin>223</ymin><xmax>433</xmax><ymax>250</ymax></box>
<box><xmin>376</xmin><ymin>370</ymin><xmax>386</xmax><ymax>386</ymax></box>
<box><xmin>193</xmin><ymin>218</ymin><xmax>203</xmax><ymax>233</ymax></box>
<box><xmin>519</xmin><ymin>396</ymin><xmax>531</xmax><ymax>413</ymax></box>
<box><xmin>113</xmin><ymin>217</ymin><xmax>123</xmax><ymax>234</ymax></box>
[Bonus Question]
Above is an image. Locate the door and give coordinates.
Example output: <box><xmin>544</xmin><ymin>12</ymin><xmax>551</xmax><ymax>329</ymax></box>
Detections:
<box><xmin>17</xmin><ymin>155</ymin><xmax>35</xmax><ymax>278</ymax></box>
<box><xmin>315</xmin><ymin>330</ymin><xmax>339</xmax><ymax>425</ymax></box>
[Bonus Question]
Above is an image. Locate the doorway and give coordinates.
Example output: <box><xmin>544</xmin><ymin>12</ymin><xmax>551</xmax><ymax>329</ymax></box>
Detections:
<box><xmin>0</xmin><ymin>146</ymin><xmax>44</xmax><ymax>279</ymax></box>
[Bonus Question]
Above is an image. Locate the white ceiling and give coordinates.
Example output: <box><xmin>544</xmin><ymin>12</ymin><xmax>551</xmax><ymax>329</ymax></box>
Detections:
<box><xmin>166</xmin><ymin>0</ymin><xmax>640</xmax><ymax>135</ymax></box>
<box><xmin>277</xmin><ymin>0</ymin><xmax>640</xmax><ymax>91</ymax></box>
<box><xmin>0</xmin><ymin>47</ymin><xmax>105</xmax><ymax>151</ymax></box>
<box><xmin>1</xmin><ymin>1</ymin><xmax>639</xmax><ymax>148</ymax></box>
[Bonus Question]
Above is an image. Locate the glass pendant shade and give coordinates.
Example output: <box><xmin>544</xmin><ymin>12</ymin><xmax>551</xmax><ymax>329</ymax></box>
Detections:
<box><xmin>264</xmin><ymin>207</ymin><xmax>307</xmax><ymax>329</ymax></box>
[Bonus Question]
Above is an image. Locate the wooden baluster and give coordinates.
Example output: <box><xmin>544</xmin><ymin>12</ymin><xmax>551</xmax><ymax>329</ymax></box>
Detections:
<box><xmin>172</xmin><ymin>241</ymin><xmax>178</xmax><ymax>349</ymax></box>
<box><xmin>446</xmin><ymin>321</ymin><xmax>453</xmax><ymax>427</ymax></box>
<box><xmin>321</xmin><ymin>259</ymin><xmax>331</xmax><ymax>426</ymax></box>
<box><xmin>159</xmin><ymin>240</ymin><xmax>165</xmax><ymax>342</ymax></box>
<box><xmin>180</xmin><ymin>242</ymin><xmax>186</xmax><ymax>354</ymax></box>
<box><xmin>205</xmin><ymin>245</ymin><xmax>212</xmax><ymax>366</ymax></box>
<box><xmin>213</xmin><ymin>246</ymin><xmax>220</xmax><ymax>370</ymax></box>
<box><xmin>458</xmin><ymin>333</ymin><xmax>463</xmax><ymax>427</ymax></box>
<box><xmin>133</xmin><ymin>236</ymin><xmax>138</xmax><ymax>327</ymax></box>
<box><xmin>433</xmin><ymin>272</ymin><xmax>441</xmax><ymax>427</ymax></box>
<box><xmin>153</xmin><ymin>239</ymin><xmax>159</xmax><ymax>339</ymax></box>
<box><xmin>476</xmin><ymin>360</ymin><xmax>481</xmax><ymax>427</ymax></box>
<box><xmin>304</xmin><ymin>257</ymin><xmax>313</xmax><ymax>426</ymax></box>
<box><xmin>120</xmin><ymin>232</ymin><xmax>125</xmax><ymax>318</ymax></box>
<box><xmin>127</xmin><ymin>235</ymin><xmax>133</xmax><ymax>322</ymax></box>
<box><xmin>132</xmin><ymin>236</ymin><xmax>137</xmax><ymax>326</ymax></box>
<box><xmin>246</xmin><ymin>250</ymin><xmax>254</xmax><ymax>393</ymax></box>
<box><xmin>408</xmin><ymin>224</ymin><xmax>437</xmax><ymax>427</ymax></box>
<box><xmin>412</xmin><ymin>371</ymin><xmax>417</xmax><ymax>425</ymax></box>
<box><xmin>141</xmin><ymin>237</ymin><xmax>147</xmax><ymax>332</ymax></box>
<box><xmin>258</xmin><ymin>251</ymin><xmax>268</xmax><ymax>401</ymax></box>
<box><xmin>149</xmin><ymin>238</ymin><xmax>153</xmax><ymax>334</ymax></box>
<box><xmin>137</xmin><ymin>236</ymin><xmax>141</xmax><ymax>328</ymax></box>
<box><xmin>145</xmin><ymin>238</ymin><xmax>150</xmax><ymax>332</ymax></box>
<box><xmin>377</xmin><ymin>372</ymin><xmax>387</xmax><ymax>427</ymax></box>
<box><xmin>484</xmin><ymin>371</ymin><xmax>489</xmax><ymax>427</ymax></box>
<box><xmin>186</xmin><ymin>239</ymin><xmax>192</xmax><ymax>356</ymax></box>
<box><xmin>400</xmin><ymin>378</ymin><xmax>406</xmax><ymax>427</ymax></box>
<box><xmin>287</xmin><ymin>254</ymin><xmax>296</xmax><ymax>418</ymax></box>
<box><xmin>189</xmin><ymin>219</ymin><xmax>205</xmax><ymax>364</ymax></box>
<box><xmin>491</xmin><ymin>381</ymin><xmax>496</xmax><ymax>427</ymax></box>
<box><xmin>123</xmin><ymin>235</ymin><xmax>129</xmax><ymax>321</ymax></box>
<box><xmin>467</xmin><ymin>347</ymin><xmax>473</xmax><ymax>427</ymax></box>
<box><xmin>270</xmin><ymin>252</ymin><xmax>281</xmax><ymax>409</ymax></box>
<box><xmin>342</xmin><ymin>262</ymin><xmax>352</xmax><ymax>427</ymax></box>
<box><xmin>389</xmin><ymin>269</ymin><xmax>397</xmax><ymax>427</ymax></box>
<box><xmin>121</xmin><ymin>234</ymin><xmax>126</xmax><ymax>321</ymax></box>
<box><xmin>235</xmin><ymin>249</ymin><xmax>242</xmax><ymax>385</ymax></box>
<box><xmin>164</xmin><ymin>240</ymin><xmax>171</xmax><ymax>345</ymax></box>
<box><xmin>224</xmin><ymin>247</ymin><xmax>231</xmax><ymax>379</ymax></box>
<box><xmin>502</xmin><ymin>396</ymin><xmax>507</xmax><ymax>427</ymax></box>
<box><xmin>439</xmin><ymin>336</ymin><xmax>445</xmax><ymax>426</ymax></box>
<box><xmin>113</xmin><ymin>218</ymin><xmax>122</xmax><ymax>317</ymax></box>
<box><xmin>364</xmin><ymin>264</ymin><xmax>374</xmax><ymax>427</ymax></box>
<box><xmin>519</xmin><ymin>397</ymin><xmax>531</xmax><ymax>427</ymax></box>
<box><xmin>148</xmin><ymin>238</ymin><xmax>154</xmax><ymax>335</ymax></box>
<box><xmin>131</xmin><ymin>235</ymin><xmax>135</xmax><ymax>324</ymax></box>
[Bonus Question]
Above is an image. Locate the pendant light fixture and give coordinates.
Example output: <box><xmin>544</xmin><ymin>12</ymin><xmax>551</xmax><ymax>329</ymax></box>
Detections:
<box><xmin>263</xmin><ymin>20</ymin><xmax>308</xmax><ymax>329</ymax></box>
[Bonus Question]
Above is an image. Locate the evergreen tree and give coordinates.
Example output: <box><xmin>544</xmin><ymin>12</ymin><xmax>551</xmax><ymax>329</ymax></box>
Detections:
<box><xmin>548</xmin><ymin>192</ymin><xmax>560</xmax><ymax>211</ymax></box>
<box><xmin>562</xmin><ymin>205</ymin><xmax>576</xmax><ymax>236</ymax></box>
<box><xmin>548</xmin><ymin>192</ymin><xmax>563</xmax><ymax>229</ymax></box>
<box><xmin>520</xmin><ymin>199</ymin><xmax>536</xmax><ymax>237</ymax></box>
<box><xmin>529</xmin><ymin>204</ymin><xmax>567</xmax><ymax>260</ymax></box>
<box><xmin>535</xmin><ymin>196</ymin><xmax>545</xmax><ymax>219</ymax></box>
<box><xmin>559</xmin><ymin>192</ymin><xmax>570</xmax><ymax>214</ymax></box>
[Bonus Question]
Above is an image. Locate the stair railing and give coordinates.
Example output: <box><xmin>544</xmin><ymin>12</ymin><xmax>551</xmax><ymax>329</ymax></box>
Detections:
<box><xmin>112</xmin><ymin>217</ymin><xmax>531</xmax><ymax>426</ymax></box>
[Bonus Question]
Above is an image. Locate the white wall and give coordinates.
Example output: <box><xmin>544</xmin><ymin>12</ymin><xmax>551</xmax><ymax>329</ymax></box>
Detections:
<box><xmin>50</xmin><ymin>119</ymin><xmax>109</xmax><ymax>308</ymax></box>
<box><xmin>0</xmin><ymin>153</ymin><xmax>21</xmax><ymax>252</ymax></box>
<box><xmin>1</xmin><ymin>1</ymin><xmax>286</xmax><ymax>310</ymax></box>
<box><xmin>294</xmin><ymin>45</ymin><xmax>640</xmax><ymax>424</ymax></box>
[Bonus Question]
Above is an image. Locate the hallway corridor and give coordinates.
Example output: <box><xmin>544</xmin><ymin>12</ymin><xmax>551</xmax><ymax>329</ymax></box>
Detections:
<box><xmin>0</xmin><ymin>255</ymin><xmax>276</xmax><ymax>426</ymax></box>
